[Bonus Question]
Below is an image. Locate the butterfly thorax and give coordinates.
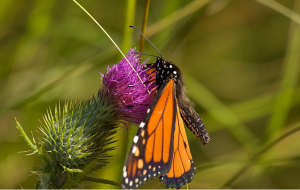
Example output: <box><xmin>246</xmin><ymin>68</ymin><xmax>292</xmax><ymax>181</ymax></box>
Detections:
<box><xmin>154</xmin><ymin>58</ymin><xmax>188</xmax><ymax>112</ymax></box>
<box><xmin>155</xmin><ymin>57</ymin><xmax>180</xmax><ymax>87</ymax></box>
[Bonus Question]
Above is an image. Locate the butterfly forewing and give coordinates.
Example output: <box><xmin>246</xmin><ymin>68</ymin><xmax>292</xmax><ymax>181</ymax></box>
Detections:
<box><xmin>122</xmin><ymin>80</ymin><xmax>177</xmax><ymax>189</ymax></box>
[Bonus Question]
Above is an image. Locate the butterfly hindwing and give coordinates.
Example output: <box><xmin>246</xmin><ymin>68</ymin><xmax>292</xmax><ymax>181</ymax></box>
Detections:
<box><xmin>122</xmin><ymin>78</ymin><xmax>177</xmax><ymax>189</ymax></box>
<box><xmin>159</xmin><ymin>103</ymin><xmax>196</xmax><ymax>188</ymax></box>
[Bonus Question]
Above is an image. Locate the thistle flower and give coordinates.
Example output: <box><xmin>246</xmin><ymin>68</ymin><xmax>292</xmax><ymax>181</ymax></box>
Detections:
<box><xmin>16</xmin><ymin>48</ymin><xmax>155</xmax><ymax>189</ymax></box>
<box><xmin>101</xmin><ymin>48</ymin><xmax>155</xmax><ymax>125</ymax></box>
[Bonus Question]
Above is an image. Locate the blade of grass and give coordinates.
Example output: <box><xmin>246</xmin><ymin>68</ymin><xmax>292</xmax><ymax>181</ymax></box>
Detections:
<box><xmin>152</xmin><ymin>0</ymin><xmax>181</xmax><ymax>52</ymax></box>
<box><xmin>84</xmin><ymin>176</ymin><xmax>121</xmax><ymax>187</ymax></box>
<box><xmin>1</xmin><ymin>60</ymin><xmax>94</xmax><ymax>112</ymax></box>
<box><xmin>184</xmin><ymin>73</ymin><xmax>256</xmax><ymax>152</ymax></box>
<box><xmin>256</xmin><ymin>125</ymin><xmax>300</xmax><ymax>158</ymax></box>
<box><xmin>139</xmin><ymin>0</ymin><xmax>150</xmax><ymax>53</ymax></box>
<box><xmin>0</xmin><ymin>39</ymin><xmax>118</xmax><ymax>113</ymax></box>
<box><xmin>255</xmin><ymin>0</ymin><xmax>300</xmax><ymax>25</ymax></box>
<box><xmin>198</xmin><ymin>85</ymin><xmax>300</xmax><ymax>132</ymax></box>
<box><xmin>265</xmin><ymin>1</ymin><xmax>300</xmax><ymax>140</ymax></box>
<box><xmin>147</xmin><ymin>0</ymin><xmax>210</xmax><ymax>38</ymax></box>
<box><xmin>235</xmin><ymin>86</ymin><xmax>300</xmax><ymax>122</ymax></box>
<box><xmin>220</xmin><ymin>124</ymin><xmax>300</xmax><ymax>188</ymax></box>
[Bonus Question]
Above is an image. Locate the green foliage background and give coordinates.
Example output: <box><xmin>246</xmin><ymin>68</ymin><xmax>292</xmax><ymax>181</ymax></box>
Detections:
<box><xmin>0</xmin><ymin>0</ymin><xmax>300</xmax><ymax>188</ymax></box>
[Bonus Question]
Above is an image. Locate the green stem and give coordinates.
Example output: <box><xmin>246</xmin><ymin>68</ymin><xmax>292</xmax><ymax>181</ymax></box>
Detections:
<box><xmin>121</xmin><ymin>0</ymin><xmax>137</xmax><ymax>54</ymax></box>
<box><xmin>139</xmin><ymin>0</ymin><xmax>150</xmax><ymax>53</ymax></box>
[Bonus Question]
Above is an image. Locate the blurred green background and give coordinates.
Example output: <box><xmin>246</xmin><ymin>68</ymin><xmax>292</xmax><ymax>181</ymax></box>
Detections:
<box><xmin>1</xmin><ymin>0</ymin><xmax>300</xmax><ymax>188</ymax></box>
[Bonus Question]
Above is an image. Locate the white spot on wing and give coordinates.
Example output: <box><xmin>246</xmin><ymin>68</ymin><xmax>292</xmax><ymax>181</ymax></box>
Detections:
<box><xmin>140</xmin><ymin>122</ymin><xmax>145</xmax><ymax>128</ymax></box>
<box><xmin>147</xmin><ymin>109</ymin><xmax>150</xmax><ymax>113</ymax></box>
<box><xmin>129</xmin><ymin>181</ymin><xmax>133</xmax><ymax>186</ymax></box>
<box><xmin>173</xmin><ymin>71</ymin><xmax>177</xmax><ymax>74</ymax></box>
<box><xmin>133</xmin><ymin>135</ymin><xmax>139</xmax><ymax>143</ymax></box>
<box><xmin>132</xmin><ymin>146</ymin><xmax>137</xmax><ymax>154</ymax></box>
<box><xmin>125</xmin><ymin>178</ymin><xmax>129</xmax><ymax>184</ymax></box>
<box><xmin>169</xmin><ymin>65</ymin><xmax>172</xmax><ymax>68</ymax></box>
<box><xmin>123</xmin><ymin>171</ymin><xmax>127</xmax><ymax>178</ymax></box>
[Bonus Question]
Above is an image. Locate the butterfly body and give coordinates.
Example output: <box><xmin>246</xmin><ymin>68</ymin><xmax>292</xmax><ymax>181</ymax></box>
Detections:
<box><xmin>122</xmin><ymin>57</ymin><xmax>209</xmax><ymax>189</ymax></box>
<box><xmin>153</xmin><ymin>58</ymin><xmax>210</xmax><ymax>145</ymax></box>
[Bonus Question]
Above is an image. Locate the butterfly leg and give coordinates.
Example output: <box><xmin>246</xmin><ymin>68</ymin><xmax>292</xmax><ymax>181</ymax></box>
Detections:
<box><xmin>128</xmin><ymin>84</ymin><xmax>138</xmax><ymax>87</ymax></box>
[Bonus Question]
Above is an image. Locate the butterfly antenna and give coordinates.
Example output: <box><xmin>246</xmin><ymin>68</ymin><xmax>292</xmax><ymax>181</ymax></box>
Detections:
<box><xmin>132</xmin><ymin>52</ymin><xmax>160</xmax><ymax>58</ymax></box>
<box><xmin>130</xmin><ymin>25</ymin><xmax>162</xmax><ymax>58</ymax></box>
<box><xmin>142</xmin><ymin>53</ymin><xmax>160</xmax><ymax>58</ymax></box>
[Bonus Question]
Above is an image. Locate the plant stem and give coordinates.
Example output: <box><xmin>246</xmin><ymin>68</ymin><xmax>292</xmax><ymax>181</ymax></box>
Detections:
<box><xmin>139</xmin><ymin>0</ymin><xmax>150</xmax><ymax>53</ymax></box>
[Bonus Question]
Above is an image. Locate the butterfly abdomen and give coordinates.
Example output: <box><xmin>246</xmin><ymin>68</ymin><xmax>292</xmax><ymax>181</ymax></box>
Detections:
<box><xmin>180</xmin><ymin>106</ymin><xmax>210</xmax><ymax>145</ymax></box>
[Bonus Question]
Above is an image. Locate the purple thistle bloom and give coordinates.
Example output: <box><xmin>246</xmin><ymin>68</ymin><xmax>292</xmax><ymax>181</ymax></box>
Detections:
<box><xmin>101</xmin><ymin>48</ymin><xmax>156</xmax><ymax>125</ymax></box>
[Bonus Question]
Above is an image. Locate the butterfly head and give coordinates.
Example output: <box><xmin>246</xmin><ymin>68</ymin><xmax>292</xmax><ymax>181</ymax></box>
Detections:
<box><xmin>155</xmin><ymin>57</ymin><xmax>181</xmax><ymax>86</ymax></box>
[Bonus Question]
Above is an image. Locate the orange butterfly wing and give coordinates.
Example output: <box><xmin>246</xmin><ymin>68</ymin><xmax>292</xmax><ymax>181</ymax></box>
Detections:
<box><xmin>159</xmin><ymin>103</ymin><xmax>195</xmax><ymax>188</ymax></box>
<box><xmin>122</xmin><ymin>78</ymin><xmax>195</xmax><ymax>189</ymax></box>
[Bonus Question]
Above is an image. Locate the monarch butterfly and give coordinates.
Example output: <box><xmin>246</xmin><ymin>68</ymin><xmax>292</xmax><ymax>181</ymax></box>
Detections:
<box><xmin>121</xmin><ymin>26</ymin><xmax>210</xmax><ymax>189</ymax></box>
